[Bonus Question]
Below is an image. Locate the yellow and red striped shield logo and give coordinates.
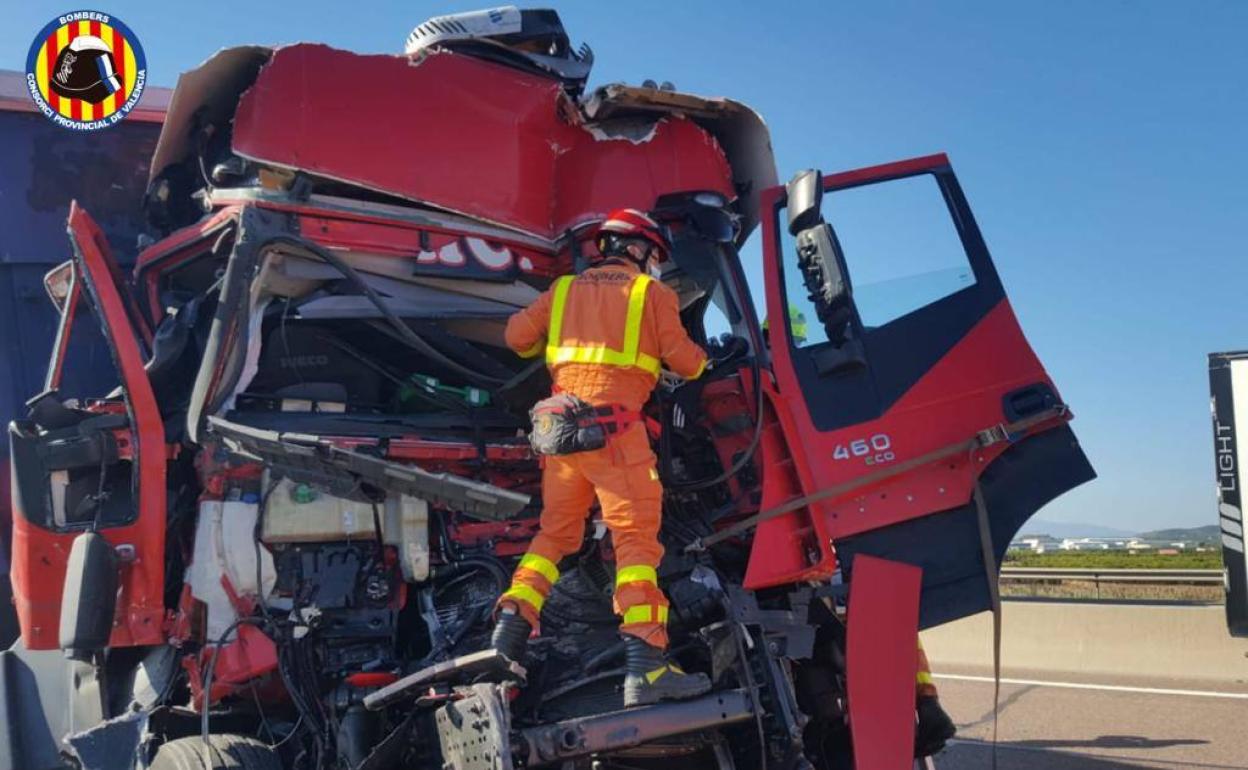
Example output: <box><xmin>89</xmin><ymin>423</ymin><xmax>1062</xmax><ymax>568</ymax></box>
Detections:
<box><xmin>25</xmin><ymin>10</ymin><xmax>146</xmax><ymax>130</ymax></box>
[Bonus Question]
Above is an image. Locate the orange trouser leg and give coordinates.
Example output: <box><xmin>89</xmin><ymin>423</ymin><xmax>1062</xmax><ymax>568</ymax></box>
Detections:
<box><xmin>916</xmin><ymin>638</ymin><xmax>937</xmax><ymax>699</ymax></box>
<box><xmin>497</xmin><ymin>455</ymin><xmax>596</xmax><ymax>630</ymax></box>
<box><xmin>583</xmin><ymin>426</ymin><xmax>669</xmax><ymax>649</ymax></box>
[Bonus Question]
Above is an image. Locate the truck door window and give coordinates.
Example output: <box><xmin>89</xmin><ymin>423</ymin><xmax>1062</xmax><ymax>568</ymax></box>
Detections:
<box><xmin>779</xmin><ymin>173</ymin><xmax>975</xmax><ymax>346</ymax></box>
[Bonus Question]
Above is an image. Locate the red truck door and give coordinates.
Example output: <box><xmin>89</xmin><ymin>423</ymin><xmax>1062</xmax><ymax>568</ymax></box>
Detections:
<box><xmin>752</xmin><ymin>154</ymin><xmax>1094</xmax><ymax>626</ymax></box>
<box><xmin>9</xmin><ymin>203</ymin><xmax>166</xmax><ymax>649</ymax></box>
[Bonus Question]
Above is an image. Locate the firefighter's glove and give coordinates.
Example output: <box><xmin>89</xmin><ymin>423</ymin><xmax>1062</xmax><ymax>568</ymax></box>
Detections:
<box><xmin>659</xmin><ymin>369</ymin><xmax>690</xmax><ymax>392</ymax></box>
<box><xmin>706</xmin><ymin>335</ymin><xmax>749</xmax><ymax>370</ymax></box>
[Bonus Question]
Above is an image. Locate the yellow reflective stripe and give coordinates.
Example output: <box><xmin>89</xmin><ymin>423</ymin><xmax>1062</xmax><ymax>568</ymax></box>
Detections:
<box><xmin>516</xmin><ymin>339</ymin><xmax>544</xmax><ymax>359</ymax></box>
<box><xmin>616</xmin><ymin>565</ymin><xmax>658</xmax><ymax>588</ymax></box>
<box><xmin>622</xmin><ymin>606</ymin><xmax>650</xmax><ymax>624</ymax></box>
<box><xmin>645</xmin><ymin>666</ymin><xmax>669</xmax><ymax>684</ymax></box>
<box><xmin>916</xmin><ymin>671</ymin><xmax>934</xmax><ymax>686</ymax></box>
<box><xmin>635</xmin><ymin>353</ymin><xmax>661</xmax><ymax>376</ymax></box>
<box><xmin>518</xmin><ymin>553</ymin><xmax>560</xmax><ymax>584</ymax></box>
<box><xmin>689</xmin><ymin>357</ymin><xmax>708</xmax><ymax>380</ymax></box>
<box><xmin>619</xmin><ymin>274</ymin><xmax>651</xmax><ymax>365</ymax></box>
<box><xmin>548</xmin><ymin>346</ymin><xmax>660</xmax><ymax>374</ymax></box>
<box><xmin>545</xmin><ymin>276</ymin><xmax>575</xmax><ymax>363</ymax></box>
<box><xmin>621</xmin><ymin>605</ymin><xmax>669</xmax><ymax>625</ymax></box>
<box><xmin>545</xmin><ymin>274</ymin><xmax>657</xmax><ymax>374</ymax></box>
<box><xmin>502</xmin><ymin>585</ymin><xmax>547</xmax><ymax>613</ymax></box>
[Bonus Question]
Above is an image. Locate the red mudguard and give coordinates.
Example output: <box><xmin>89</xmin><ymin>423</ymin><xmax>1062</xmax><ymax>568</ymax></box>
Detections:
<box><xmin>847</xmin><ymin>555</ymin><xmax>921</xmax><ymax>770</ymax></box>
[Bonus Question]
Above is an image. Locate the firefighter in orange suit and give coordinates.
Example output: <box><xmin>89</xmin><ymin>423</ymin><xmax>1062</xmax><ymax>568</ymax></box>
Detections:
<box><xmin>915</xmin><ymin>638</ymin><xmax>957</xmax><ymax>755</ymax></box>
<box><xmin>490</xmin><ymin>208</ymin><xmax>712</xmax><ymax>707</ymax></box>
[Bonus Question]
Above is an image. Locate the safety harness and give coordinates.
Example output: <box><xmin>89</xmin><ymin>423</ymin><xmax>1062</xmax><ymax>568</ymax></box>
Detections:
<box><xmin>528</xmin><ymin>395</ymin><xmax>643</xmax><ymax>456</ymax></box>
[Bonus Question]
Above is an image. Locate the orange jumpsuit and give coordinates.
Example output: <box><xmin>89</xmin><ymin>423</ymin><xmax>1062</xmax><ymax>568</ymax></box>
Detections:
<box><xmin>916</xmin><ymin>639</ymin><xmax>937</xmax><ymax>698</ymax></box>
<box><xmin>498</xmin><ymin>261</ymin><xmax>708</xmax><ymax>649</ymax></box>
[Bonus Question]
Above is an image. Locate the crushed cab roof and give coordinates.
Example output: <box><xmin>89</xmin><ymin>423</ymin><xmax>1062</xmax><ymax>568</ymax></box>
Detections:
<box><xmin>148</xmin><ymin>44</ymin><xmax>776</xmax><ymax>246</ymax></box>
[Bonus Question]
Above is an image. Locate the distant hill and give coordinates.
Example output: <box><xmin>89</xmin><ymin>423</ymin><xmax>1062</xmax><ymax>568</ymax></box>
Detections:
<box><xmin>1017</xmin><ymin>521</ymin><xmax>1221</xmax><ymax>541</ymax></box>
<box><xmin>1019</xmin><ymin>519</ymin><xmax>1134</xmax><ymax>539</ymax></box>
<box><xmin>1135</xmin><ymin>525</ymin><xmax>1220</xmax><ymax>542</ymax></box>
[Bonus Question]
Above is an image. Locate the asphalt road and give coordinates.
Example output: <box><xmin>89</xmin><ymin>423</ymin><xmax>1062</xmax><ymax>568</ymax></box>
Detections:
<box><xmin>930</xmin><ymin>665</ymin><xmax>1248</xmax><ymax>769</ymax></box>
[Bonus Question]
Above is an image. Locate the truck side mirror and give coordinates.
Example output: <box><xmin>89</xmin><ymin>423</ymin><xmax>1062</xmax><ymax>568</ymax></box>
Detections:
<box><xmin>783</xmin><ymin>170</ymin><xmax>863</xmax><ymax>372</ymax></box>
<box><xmin>786</xmin><ymin>169</ymin><xmax>824</xmax><ymax>235</ymax></box>
<box><xmin>59</xmin><ymin>532</ymin><xmax>118</xmax><ymax>660</ymax></box>
<box><xmin>796</xmin><ymin>224</ymin><xmax>855</xmax><ymax>347</ymax></box>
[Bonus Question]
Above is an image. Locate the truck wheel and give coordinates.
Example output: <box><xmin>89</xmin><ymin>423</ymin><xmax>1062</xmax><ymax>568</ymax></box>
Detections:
<box><xmin>149</xmin><ymin>735</ymin><xmax>281</xmax><ymax>770</ymax></box>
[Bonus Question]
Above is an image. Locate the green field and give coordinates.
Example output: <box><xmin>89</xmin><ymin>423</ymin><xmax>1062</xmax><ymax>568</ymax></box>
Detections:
<box><xmin>1003</xmin><ymin>550</ymin><xmax>1223</xmax><ymax>570</ymax></box>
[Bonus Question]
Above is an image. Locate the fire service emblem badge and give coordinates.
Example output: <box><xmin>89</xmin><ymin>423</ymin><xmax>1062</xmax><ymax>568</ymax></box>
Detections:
<box><xmin>25</xmin><ymin>10</ymin><xmax>146</xmax><ymax>131</ymax></box>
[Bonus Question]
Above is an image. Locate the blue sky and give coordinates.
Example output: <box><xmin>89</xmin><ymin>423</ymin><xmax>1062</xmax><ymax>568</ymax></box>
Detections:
<box><xmin>4</xmin><ymin>1</ymin><xmax>1245</xmax><ymax>531</ymax></box>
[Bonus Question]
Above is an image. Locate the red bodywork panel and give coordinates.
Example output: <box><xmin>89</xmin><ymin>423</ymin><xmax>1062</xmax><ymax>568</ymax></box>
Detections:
<box><xmin>131</xmin><ymin>201</ymin><xmax>570</xmax><ymax>330</ymax></box>
<box><xmin>745</xmin><ymin>300</ymin><xmax>1060</xmax><ymax>587</ymax></box>
<box><xmin>185</xmin><ymin>623</ymin><xmax>279</xmax><ymax>707</ymax></box>
<box><xmin>231</xmin><ymin>45</ymin><xmax>735</xmax><ymax>240</ymax></box>
<box><xmin>12</xmin><ymin>204</ymin><xmax>168</xmax><ymax>649</ymax></box>
<box><xmin>846</xmin><ymin>555</ymin><xmax>921</xmax><ymax>770</ymax></box>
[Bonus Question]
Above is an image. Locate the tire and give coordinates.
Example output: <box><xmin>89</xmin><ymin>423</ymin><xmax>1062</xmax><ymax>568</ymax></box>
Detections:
<box><xmin>149</xmin><ymin>734</ymin><xmax>281</xmax><ymax>770</ymax></box>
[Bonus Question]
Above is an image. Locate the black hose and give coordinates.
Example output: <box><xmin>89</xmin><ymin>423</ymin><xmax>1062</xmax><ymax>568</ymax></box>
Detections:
<box><xmin>583</xmin><ymin>639</ymin><xmax>626</xmax><ymax>673</ymax></box>
<box><xmin>316</xmin><ymin>334</ymin><xmax>470</xmax><ymax>414</ymax></box>
<box><xmin>263</xmin><ymin>234</ymin><xmax>505</xmax><ymax>387</ymax></box>
<box><xmin>665</xmin><ymin>351</ymin><xmax>765</xmax><ymax>492</ymax></box>
<box><xmin>661</xmin><ymin>243</ymin><xmax>767</xmax><ymax>493</ymax></box>
<box><xmin>415</xmin><ymin>555</ymin><xmax>510</xmax><ymax>665</ymax></box>
<box><xmin>201</xmin><ymin>617</ymin><xmax>268</xmax><ymax>767</ymax></box>
<box><xmin>253</xmin><ymin>478</ymin><xmax>280</xmax><ymax>625</ymax></box>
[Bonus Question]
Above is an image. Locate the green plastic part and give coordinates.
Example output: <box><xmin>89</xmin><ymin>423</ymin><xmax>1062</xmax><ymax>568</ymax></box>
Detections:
<box><xmin>406</xmin><ymin>374</ymin><xmax>491</xmax><ymax>408</ymax></box>
<box><xmin>292</xmin><ymin>483</ymin><xmax>317</xmax><ymax>504</ymax></box>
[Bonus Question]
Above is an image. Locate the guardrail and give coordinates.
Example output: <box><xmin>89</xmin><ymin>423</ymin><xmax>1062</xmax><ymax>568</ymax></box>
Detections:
<box><xmin>999</xmin><ymin>567</ymin><xmax>1223</xmax><ymax>601</ymax></box>
<box><xmin>1000</xmin><ymin>567</ymin><xmax>1222</xmax><ymax>584</ymax></box>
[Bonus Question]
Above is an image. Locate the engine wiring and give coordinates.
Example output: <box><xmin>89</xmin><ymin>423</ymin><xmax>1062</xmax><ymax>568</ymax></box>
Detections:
<box><xmin>662</xmin><ymin>349</ymin><xmax>765</xmax><ymax>493</ymax></box>
<box><xmin>201</xmin><ymin>617</ymin><xmax>268</xmax><ymax>769</ymax></box>
<box><xmin>262</xmin><ymin>234</ymin><xmax>507</xmax><ymax>388</ymax></box>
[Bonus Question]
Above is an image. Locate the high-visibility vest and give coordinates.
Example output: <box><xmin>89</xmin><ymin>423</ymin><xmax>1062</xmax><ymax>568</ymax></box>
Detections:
<box><xmin>545</xmin><ymin>274</ymin><xmax>661</xmax><ymax>376</ymax></box>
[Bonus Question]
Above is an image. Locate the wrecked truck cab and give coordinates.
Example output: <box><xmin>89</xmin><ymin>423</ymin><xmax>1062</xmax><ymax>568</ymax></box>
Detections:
<box><xmin>4</xmin><ymin>7</ymin><xmax>1091</xmax><ymax>770</ymax></box>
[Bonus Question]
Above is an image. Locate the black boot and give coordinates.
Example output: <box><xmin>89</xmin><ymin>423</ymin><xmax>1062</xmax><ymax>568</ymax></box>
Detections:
<box><xmin>622</xmin><ymin>635</ymin><xmax>711</xmax><ymax>708</ymax></box>
<box><xmin>490</xmin><ymin>607</ymin><xmax>531</xmax><ymax>665</ymax></box>
<box><xmin>914</xmin><ymin>694</ymin><xmax>956</xmax><ymax>756</ymax></box>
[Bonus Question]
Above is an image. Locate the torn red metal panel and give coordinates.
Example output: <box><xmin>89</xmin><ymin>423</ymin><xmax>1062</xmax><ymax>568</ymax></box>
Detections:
<box><xmin>846</xmin><ymin>554</ymin><xmax>920</xmax><ymax>770</ymax></box>
<box><xmin>231</xmin><ymin>44</ymin><xmax>734</xmax><ymax>240</ymax></box>
<box><xmin>185</xmin><ymin>622</ymin><xmax>278</xmax><ymax>706</ymax></box>
<box><xmin>551</xmin><ymin>116</ymin><xmax>734</xmax><ymax>231</ymax></box>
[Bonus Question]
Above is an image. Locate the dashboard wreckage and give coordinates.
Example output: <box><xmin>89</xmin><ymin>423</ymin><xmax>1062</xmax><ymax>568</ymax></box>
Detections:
<box><xmin>2</xmin><ymin>7</ymin><xmax>1094</xmax><ymax>770</ymax></box>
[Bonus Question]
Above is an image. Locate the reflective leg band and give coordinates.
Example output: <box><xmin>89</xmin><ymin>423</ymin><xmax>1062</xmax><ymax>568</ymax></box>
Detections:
<box><xmin>501</xmin><ymin>585</ymin><xmax>547</xmax><ymax>613</ymax></box>
<box><xmin>616</xmin><ymin>564</ymin><xmax>658</xmax><ymax>588</ymax></box>
<box><xmin>518</xmin><ymin>553</ymin><xmax>560</xmax><ymax>584</ymax></box>
<box><xmin>622</xmin><ymin>605</ymin><xmax>669</xmax><ymax>625</ymax></box>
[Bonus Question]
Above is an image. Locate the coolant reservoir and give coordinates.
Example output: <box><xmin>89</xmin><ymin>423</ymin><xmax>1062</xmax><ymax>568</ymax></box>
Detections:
<box><xmin>261</xmin><ymin>476</ymin><xmax>430</xmax><ymax>581</ymax></box>
<box><xmin>187</xmin><ymin>500</ymin><xmax>278</xmax><ymax>640</ymax></box>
